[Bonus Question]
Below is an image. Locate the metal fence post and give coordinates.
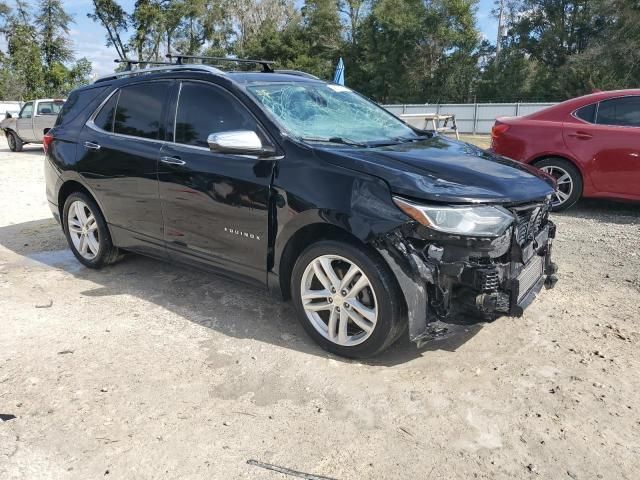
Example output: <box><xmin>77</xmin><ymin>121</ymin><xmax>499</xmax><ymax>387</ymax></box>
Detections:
<box><xmin>472</xmin><ymin>102</ymin><xmax>479</xmax><ymax>135</ymax></box>
<box><xmin>515</xmin><ymin>102</ymin><xmax>520</xmax><ymax>116</ymax></box>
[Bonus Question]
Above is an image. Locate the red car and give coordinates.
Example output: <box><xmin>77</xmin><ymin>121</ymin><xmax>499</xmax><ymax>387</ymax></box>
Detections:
<box><xmin>491</xmin><ymin>89</ymin><xmax>640</xmax><ymax>210</ymax></box>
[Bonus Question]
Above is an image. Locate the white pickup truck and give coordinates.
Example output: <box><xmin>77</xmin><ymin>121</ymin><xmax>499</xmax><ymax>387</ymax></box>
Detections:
<box><xmin>1</xmin><ymin>99</ymin><xmax>65</xmax><ymax>152</ymax></box>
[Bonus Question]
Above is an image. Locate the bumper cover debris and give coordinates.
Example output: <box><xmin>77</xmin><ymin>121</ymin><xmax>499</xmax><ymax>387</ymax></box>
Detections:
<box><xmin>376</xmin><ymin>202</ymin><xmax>557</xmax><ymax>347</ymax></box>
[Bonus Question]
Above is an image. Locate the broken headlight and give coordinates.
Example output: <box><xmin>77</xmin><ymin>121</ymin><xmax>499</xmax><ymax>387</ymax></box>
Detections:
<box><xmin>393</xmin><ymin>196</ymin><xmax>515</xmax><ymax>237</ymax></box>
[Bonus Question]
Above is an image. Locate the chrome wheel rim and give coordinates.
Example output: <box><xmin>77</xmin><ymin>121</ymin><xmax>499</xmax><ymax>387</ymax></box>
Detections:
<box><xmin>300</xmin><ymin>254</ymin><xmax>378</xmax><ymax>347</ymax></box>
<box><xmin>540</xmin><ymin>166</ymin><xmax>573</xmax><ymax>207</ymax></box>
<box><xmin>67</xmin><ymin>200</ymin><xmax>100</xmax><ymax>260</ymax></box>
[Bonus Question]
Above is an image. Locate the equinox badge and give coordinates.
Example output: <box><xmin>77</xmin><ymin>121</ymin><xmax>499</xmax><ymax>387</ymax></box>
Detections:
<box><xmin>224</xmin><ymin>227</ymin><xmax>261</xmax><ymax>241</ymax></box>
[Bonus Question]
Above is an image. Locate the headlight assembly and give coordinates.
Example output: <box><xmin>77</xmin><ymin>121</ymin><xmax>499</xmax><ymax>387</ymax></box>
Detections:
<box><xmin>393</xmin><ymin>196</ymin><xmax>515</xmax><ymax>237</ymax></box>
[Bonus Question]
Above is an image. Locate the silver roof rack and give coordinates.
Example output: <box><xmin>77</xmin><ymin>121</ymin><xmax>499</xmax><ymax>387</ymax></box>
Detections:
<box><xmin>94</xmin><ymin>63</ymin><xmax>225</xmax><ymax>84</ymax></box>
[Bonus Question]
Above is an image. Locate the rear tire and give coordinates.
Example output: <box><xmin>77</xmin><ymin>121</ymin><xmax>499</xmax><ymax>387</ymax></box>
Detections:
<box><xmin>6</xmin><ymin>131</ymin><xmax>23</xmax><ymax>152</ymax></box>
<box><xmin>62</xmin><ymin>192</ymin><xmax>124</xmax><ymax>269</ymax></box>
<box><xmin>291</xmin><ymin>240</ymin><xmax>406</xmax><ymax>358</ymax></box>
<box><xmin>534</xmin><ymin>157</ymin><xmax>582</xmax><ymax>211</ymax></box>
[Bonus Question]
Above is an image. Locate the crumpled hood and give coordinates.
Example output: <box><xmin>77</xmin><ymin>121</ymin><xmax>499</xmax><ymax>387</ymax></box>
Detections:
<box><xmin>315</xmin><ymin>135</ymin><xmax>555</xmax><ymax>204</ymax></box>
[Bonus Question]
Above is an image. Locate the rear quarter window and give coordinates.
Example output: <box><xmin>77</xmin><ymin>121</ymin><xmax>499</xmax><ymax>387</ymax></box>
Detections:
<box><xmin>574</xmin><ymin>103</ymin><xmax>596</xmax><ymax>123</ymax></box>
<box><xmin>93</xmin><ymin>91</ymin><xmax>119</xmax><ymax>132</ymax></box>
<box><xmin>55</xmin><ymin>86</ymin><xmax>107</xmax><ymax>127</ymax></box>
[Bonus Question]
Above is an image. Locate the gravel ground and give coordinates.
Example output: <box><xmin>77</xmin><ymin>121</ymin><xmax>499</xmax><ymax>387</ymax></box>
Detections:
<box><xmin>1</xmin><ymin>137</ymin><xmax>639</xmax><ymax>479</ymax></box>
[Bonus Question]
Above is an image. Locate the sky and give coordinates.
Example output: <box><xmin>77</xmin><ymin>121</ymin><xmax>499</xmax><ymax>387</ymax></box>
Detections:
<box><xmin>62</xmin><ymin>0</ymin><xmax>498</xmax><ymax>77</ymax></box>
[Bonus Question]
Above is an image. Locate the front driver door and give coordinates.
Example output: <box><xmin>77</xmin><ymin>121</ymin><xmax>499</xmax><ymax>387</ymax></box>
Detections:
<box><xmin>16</xmin><ymin>102</ymin><xmax>35</xmax><ymax>142</ymax></box>
<box><xmin>158</xmin><ymin>80</ymin><xmax>276</xmax><ymax>284</ymax></box>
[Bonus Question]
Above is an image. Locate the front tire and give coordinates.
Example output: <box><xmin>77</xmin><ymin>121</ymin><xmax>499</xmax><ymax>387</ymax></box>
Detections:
<box><xmin>62</xmin><ymin>192</ymin><xmax>123</xmax><ymax>269</ymax></box>
<box><xmin>291</xmin><ymin>240</ymin><xmax>405</xmax><ymax>358</ymax></box>
<box><xmin>6</xmin><ymin>131</ymin><xmax>23</xmax><ymax>152</ymax></box>
<box><xmin>534</xmin><ymin>157</ymin><xmax>582</xmax><ymax>211</ymax></box>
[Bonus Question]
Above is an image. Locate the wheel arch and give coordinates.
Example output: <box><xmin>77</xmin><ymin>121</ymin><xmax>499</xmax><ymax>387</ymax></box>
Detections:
<box><xmin>529</xmin><ymin>154</ymin><xmax>586</xmax><ymax>190</ymax></box>
<box><xmin>529</xmin><ymin>154</ymin><xmax>583</xmax><ymax>177</ymax></box>
<box><xmin>276</xmin><ymin>222</ymin><xmax>371</xmax><ymax>301</ymax></box>
<box><xmin>56</xmin><ymin>180</ymin><xmax>115</xmax><ymax>242</ymax></box>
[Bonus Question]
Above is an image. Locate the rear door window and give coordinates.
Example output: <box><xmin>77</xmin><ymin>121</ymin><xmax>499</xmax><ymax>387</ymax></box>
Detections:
<box><xmin>596</xmin><ymin>96</ymin><xmax>640</xmax><ymax>127</ymax></box>
<box><xmin>174</xmin><ymin>81</ymin><xmax>257</xmax><ymax>148</ymax></box>
<box><xmin>113</xmin><ymin>82</ymin><xmax>171</xmax><ymax>140</ymax></box>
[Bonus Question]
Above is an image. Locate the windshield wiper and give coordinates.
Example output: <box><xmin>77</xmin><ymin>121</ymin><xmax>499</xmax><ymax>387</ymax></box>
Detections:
<box><xmin>367</xmin><ymin>135</ymin><xmax>430</xmax><ymax>147</ymax></box>
<box><xmin>299</xmin><ymin>136</ymin><xmax>369</xmax><ymax>148</ymax></box>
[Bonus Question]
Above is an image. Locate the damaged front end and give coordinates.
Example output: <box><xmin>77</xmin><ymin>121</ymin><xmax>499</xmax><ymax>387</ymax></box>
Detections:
<box><xmin>375</xmin><ymin>198</ymin><xmax>558</xmax><ymax>347</ymax></box>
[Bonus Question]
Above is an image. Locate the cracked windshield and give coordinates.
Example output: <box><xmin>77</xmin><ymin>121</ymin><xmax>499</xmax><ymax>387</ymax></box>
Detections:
<box><xmin>247</xmin><ymin>83</ymin><xmax>420</xmax><ymax>145</ymax></box>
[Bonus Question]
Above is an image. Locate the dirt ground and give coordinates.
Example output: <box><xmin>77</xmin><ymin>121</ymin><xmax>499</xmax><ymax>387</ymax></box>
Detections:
<box><xmin>1</xmin><ymin>136</ymin><xmax>639</xmax><ymax>480</ymax></box>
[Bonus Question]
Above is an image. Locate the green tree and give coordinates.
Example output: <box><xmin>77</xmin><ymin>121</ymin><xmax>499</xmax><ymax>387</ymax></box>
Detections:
<box><xmin>563</xmin><ymin>0</ymin><xmax>640</xmax><ymax>94</ymax></box>
<box><xmin>5</xmin><ymin>8</ymin><xmax>45</xmax><ymax>99</ymax></box>
<box><xmin>37</xmin><ymin>0</ymin><xmax>74</xmax><ymax>95</ymax></box>
<box><xmin>88</xmin><ymin>0</ymin><xmax>130</xmax><ymax>60</ymax></box>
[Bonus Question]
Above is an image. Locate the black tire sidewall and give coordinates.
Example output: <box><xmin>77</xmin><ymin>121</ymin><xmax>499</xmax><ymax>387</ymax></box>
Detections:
<box><xmin>7</xmin><ymin>132</ymin><xmax>16</xmax><ymax>151</ymax></box>
<box><xmin>62</xmin><ymin>192</ymin><xmax>114</xmax><ymax>269</ymax></box>
<box><xmin>291</xmin><ymin>240</ymin><xmax>404</xmax><ymax>358</ymax></box>
<box><xmin>535</xmin><ymin>158</ymin><xmax>583</xmax><ymax>211</ymax></box>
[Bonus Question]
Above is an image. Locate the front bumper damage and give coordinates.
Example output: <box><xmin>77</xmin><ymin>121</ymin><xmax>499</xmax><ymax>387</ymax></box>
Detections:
<box><xmin>375</xmin><ymin>201</ymin><xmax>558</xmax><ymax>347</ymax></box>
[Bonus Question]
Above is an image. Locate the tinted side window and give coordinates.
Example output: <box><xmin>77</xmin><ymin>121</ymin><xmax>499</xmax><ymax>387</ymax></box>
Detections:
<box><xmin>20</xmin><ymin>103</ymin><xmax>33</xmax><ymax>119</ymax></box>
<box><xmin>175</xmin><ymin>82</ymin><xmax>257</xmax><ymax>148</ymax></box>
<box><xmin>94</xmin><ymin>91</ymin><xmax>119</xmax><ymax>132</ymax></box>
<box><xmin>597</xmin><ymin>97</ymin><xmax>640</xmax><ymax>127</ymax></box>
<box><xmin>575</xmin><ymin>103</ymin><xmax>595</xmax><ymax>123</ymax></box>
<box><xmin>114</xmin><ymin>82</ymin><xmax>170</xmax><ymax>139</ymax></box>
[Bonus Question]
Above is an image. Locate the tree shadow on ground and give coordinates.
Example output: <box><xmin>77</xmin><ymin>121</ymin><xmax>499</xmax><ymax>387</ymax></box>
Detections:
<box><xmin>0</xmin><ymin>218</ymin><xmax>488</xmax><ymax>366</ymax></box>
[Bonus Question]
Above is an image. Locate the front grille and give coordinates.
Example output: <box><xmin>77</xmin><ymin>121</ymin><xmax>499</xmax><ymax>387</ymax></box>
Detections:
<box><xmin>513</xmin><ymin>203</ymin><xmax>548</xmax><ymax>245</ymax></box>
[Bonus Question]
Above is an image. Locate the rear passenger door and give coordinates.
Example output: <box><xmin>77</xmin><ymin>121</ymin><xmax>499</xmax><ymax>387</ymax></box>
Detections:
<box><xmin>77</xmin><ymin>81</ymin><xmax>172</xmax><ymax>256</ymax></box>
<box><xmin>158</xmin><ymin>80</ymin><xmax>276</xmax><ymax>284</ymax></box>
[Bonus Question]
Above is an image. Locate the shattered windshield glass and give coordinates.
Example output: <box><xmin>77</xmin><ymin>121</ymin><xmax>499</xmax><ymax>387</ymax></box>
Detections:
<box><xmin>247</xmin><ymin>82</ymin><xmax>420</xmax><ymax>145</ymax></box>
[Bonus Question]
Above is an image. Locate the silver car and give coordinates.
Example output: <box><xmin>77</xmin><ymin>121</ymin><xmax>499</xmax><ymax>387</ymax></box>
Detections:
<box><xmin>1</xmin><ymin>99</ymin><xmax>65</xmax><ymax>151</ymax></box>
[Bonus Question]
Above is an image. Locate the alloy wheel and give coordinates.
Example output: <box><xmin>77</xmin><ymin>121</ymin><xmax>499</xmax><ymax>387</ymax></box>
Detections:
<box><xmin>67</xmin><ymin>200</ymin><xmax>100</xmax><ymax>260</ymax></box>
<box><xmin>540</xmin><ymin>165</ymin><xmax>574</xmax><ymax>207</ymax></box>
<box><xmin>300</xmin><ymin>254</ymin><xmax>378</xmax><ymax>347</ymax></box>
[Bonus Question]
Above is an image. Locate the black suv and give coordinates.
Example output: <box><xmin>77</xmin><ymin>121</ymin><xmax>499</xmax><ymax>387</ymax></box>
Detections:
<box><xmin>44</xmin><ymin>61</ymin><xmax>558</xmax><ymax>358</ymax></box>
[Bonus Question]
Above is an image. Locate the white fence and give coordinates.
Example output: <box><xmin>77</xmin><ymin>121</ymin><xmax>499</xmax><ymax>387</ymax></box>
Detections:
<box><xmin>384</xmin><ymin>102</ymin><xmax>557</xmax><ymax>134</ymax></box>
<box><xmin>0</xmin><ymin>101</ymin><xmax>23</xmax><ymax>115</ymax></box>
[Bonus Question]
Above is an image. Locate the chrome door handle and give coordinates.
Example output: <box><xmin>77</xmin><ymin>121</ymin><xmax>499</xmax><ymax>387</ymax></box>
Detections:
<box><xmin>84</xmin><ymin>141</ymin><xmax>101</xmax><ymax>151</ymax></box>
<box><xmin>160</xmin><ymin>156</ymin><xmax>186</xmax><ymax>166</ymax></box>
